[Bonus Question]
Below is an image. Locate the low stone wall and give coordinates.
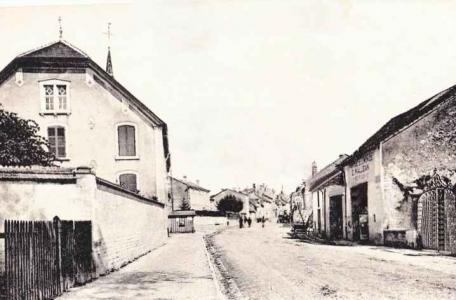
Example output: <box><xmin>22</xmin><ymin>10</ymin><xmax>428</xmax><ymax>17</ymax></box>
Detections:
<box><xmin>194</xmin><ymin>216</ymin><xmax>228</xmax><ymax>233</ymax></box>
<box><xmin>0</xmin><ymin>166</ymin><xmax>167</xmax><ymax>276</ymax></box>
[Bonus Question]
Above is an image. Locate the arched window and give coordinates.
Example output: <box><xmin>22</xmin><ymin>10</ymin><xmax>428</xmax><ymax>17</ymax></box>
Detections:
<box><xmin>119</xmin><ymin>173</ymin><xmax>138</xmax><ymax>192</ymax></box>
<box><xmin>117</xmin><ymin>124</ymin><xmax>136</xmax><ymax>157</ymax></box>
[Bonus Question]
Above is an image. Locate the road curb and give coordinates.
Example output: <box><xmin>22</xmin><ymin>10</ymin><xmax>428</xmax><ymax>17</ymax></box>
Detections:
<box><xmin>202</xmin><ymin>235</ymin><xmax>227</xmax><ymax>300</ymax></box>
<box><xmin>203</xmin><ymin>230</ymin><xmax>247</xmax><ymax>300</ymax></box>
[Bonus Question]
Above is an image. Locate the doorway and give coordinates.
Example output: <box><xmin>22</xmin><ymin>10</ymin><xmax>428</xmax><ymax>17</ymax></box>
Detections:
<box><xmin>351</xmin><ymin>182</ymin><xmax>368</xmax><ymax>241</ymax></box>
<box><xmin>329</xmin><ymin>195</ymin><xmax>343</xmax><ymax>239</ymax></box>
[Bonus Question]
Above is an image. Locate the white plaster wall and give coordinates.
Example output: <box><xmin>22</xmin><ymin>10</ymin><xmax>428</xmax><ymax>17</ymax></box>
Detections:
<box><xmin>0</xmin><ymin>174</ymin><xmax>167</xmax><ymax>276</ymax></box>
<box><xmin>188</xmin><ymin>189</ymin><xmax>211</xmax><ymax>210</ymax></box>
<box><xmin>0</xmin><ymin>70</ymin><xmax>167</xmax><ymax>201</ymax></box>
<box><xmin>93</xmin><ymin>185</ymin><xmax>167</xmax><ymax>274</ymax></box>
<box><xmin>193</xmin><ymin>216</ymin><xmax>227</xmax><ymax>232</ymax></box>
<box><xmin>0</xmin><ymin>179</ymin><xmax>92</xmax><ymax>272</ymax></box>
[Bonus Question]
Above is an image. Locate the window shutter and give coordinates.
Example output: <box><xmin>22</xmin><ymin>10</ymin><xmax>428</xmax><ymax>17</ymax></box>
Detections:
<box><xmin>57</xmin><ymin>127</ymin><xmax>66</xmax><ymax>157</ymax></box>
<box><xmin>118</xmin><ymin>126</ymin><xmax>128</xmax><ymax>156</ymax></box>
<box><xmin>48</xmin><ymin>127</ymin><xmax>56</xmax><ymax>154</ymax></box>
<box><xmin>47</xmin><ymin>126</ymin><xmax>65</xmax><ymax>158</ymax></box>
<box><xmin>126</xmin><ymin>125</ymin><xmax>136</xmax><ymax>156</ymax></box>
<box><xmin>118</xmin><ymin>125</ymin><xmax>136</xmax><ymax>156</ymax></box>
<box><xmin>119</xmin><ymin>173</ymin><xmax>137</xmax><ymax>192</ymax></box>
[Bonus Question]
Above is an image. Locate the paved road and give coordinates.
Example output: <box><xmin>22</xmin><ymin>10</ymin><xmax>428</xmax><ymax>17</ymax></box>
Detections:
<box><xmin>210</xmin><ymin>223</ymin><xmax>456</xmax><ymax>300</ymax></box>
<box><xmin>60</xmin><ymin>233</ymin><xmax>221</xmax><ymax>300</ymax></box>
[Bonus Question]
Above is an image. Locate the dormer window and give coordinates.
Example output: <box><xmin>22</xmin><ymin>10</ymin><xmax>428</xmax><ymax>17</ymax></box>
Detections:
<box><xmin>40</xmin><ymin>80</ymin><xmax>70</xmax><ymax>114</ymax></box>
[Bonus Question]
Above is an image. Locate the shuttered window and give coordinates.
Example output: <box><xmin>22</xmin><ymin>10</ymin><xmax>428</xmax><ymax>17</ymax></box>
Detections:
<box><xmin>119</xmin><ymin>173</ymin><xmax>137</xmax><ymax>192</ymax></box>
<box><xmin>48</xmin><ymin>126</ymin><xmax>66</xmax><ymax>158</ymax></box>
<box><xmin>117</xmin><ymin>125</ymin><xmax>136</xmax><ymax>157</ymax></box>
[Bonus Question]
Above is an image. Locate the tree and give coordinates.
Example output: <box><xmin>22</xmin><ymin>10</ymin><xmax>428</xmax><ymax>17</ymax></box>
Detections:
<box><xmin>0</xmin><ymin>106</ymin><xmax>55</xmax><ymax>166</ymax></box>
<box><xmin>180</xmin><ymin>198</ymin><xmax>191</xmax><ymax>210</ymax></box>
<box><xmin>216</xmin><ymin>195</ymin><xmax>243</xmax><ymax>213</ymax></box>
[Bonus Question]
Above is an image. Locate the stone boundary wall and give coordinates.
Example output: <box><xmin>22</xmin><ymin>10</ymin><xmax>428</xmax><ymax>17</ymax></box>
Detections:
<box><xmin>0</xmin><ymin>166</ymin><xmax>167</xmax><ymax>276</ymax></box>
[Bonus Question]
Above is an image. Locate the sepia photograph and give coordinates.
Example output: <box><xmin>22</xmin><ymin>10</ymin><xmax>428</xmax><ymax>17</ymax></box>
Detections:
<box><xmin>1</xmin><ymin>0</ymin><xmax>456</xmax><ymax>299</ymax></box>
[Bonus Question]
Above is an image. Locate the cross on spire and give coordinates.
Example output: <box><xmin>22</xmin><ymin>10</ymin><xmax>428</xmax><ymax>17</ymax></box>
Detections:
<box><xmin>58</xmin><ymin>16</ymin><xmax>63</xmax><ymax>40</ymax></box>
<box><xmin>104</xmin><ymin>22</ymin><xmax>114</xmax><ymax>77</ymax></box>
<box><xmin>103</xmin><ymin>22</ymin><xmax>113</xmax><ymax>49</ymax></box>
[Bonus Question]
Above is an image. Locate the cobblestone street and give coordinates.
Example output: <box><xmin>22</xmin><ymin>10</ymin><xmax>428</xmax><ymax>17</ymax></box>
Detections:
<box><xmin>209</xmin><ymin>223</ymin><xmax>456</xmax><ymax>300</ymax></box>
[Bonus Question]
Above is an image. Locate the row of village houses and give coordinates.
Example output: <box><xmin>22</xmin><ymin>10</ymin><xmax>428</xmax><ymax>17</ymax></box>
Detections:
<box><xmin>291</xmin><ymin>84</ymin><xmax>456</xmax><ymax>254</ymax></box>
<box><xmin>169</xmin><ymin>175</ymin><xmax>289</xmax><ymax>226</ymax></box>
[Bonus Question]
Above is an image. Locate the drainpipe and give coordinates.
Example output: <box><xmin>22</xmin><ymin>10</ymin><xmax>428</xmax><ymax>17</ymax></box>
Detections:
<box><xmin>379</xmin><ymin>141</ymin><xmax>385</xmax><ymax>244</ymax></box>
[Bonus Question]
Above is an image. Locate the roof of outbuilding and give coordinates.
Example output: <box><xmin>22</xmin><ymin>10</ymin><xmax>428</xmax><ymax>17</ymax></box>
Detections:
<box><xmin>0</xmin><ymin>41</ymin><xmax>170</xmax><ymax>171</ymax></box>
<box><xmin>308</xmin><ymin>155</ymin><xmax>348</xmax><ymax>192</ymax></box>
<box><xmin>342</xmin><ymin>85</ymin><xmax>456</xmax><ymax>166</ymax></box>
<box><xmin>168</xmin><ymin>210</ymin><xmax>196</xmax><ymax>217</ymax></box>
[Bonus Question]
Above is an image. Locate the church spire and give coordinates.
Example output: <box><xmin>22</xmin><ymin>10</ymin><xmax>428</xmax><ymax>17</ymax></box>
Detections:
<box><xmin>106</xmin><ymin>47</ymin><xmax>113</xmax><ymax>77</ymax></box>
<box><xmin>104</xmin><ymin>22</ymin><xmax>113</xmax><ymax>77</ymax></box>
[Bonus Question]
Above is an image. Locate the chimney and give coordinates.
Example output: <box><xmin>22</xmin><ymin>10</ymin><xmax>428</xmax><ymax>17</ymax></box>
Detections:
<box><xmin>183</xmin><ymin>175</ymin><xmax>187</xmax><ymax>180</ymax></box>
<box><xmin>312</xmin><ymin>161</ymin><xmax>318</xmax><ymax>177</ymax></box>
<box><xmin>196</xmin><ymin>179</ymin><xmax>200</xmax><ymax>185</ymax></box>
<box><xmin>253</xmin><ymin>183</ymin><xmax>256</xmax><ymax>189</ymax></box>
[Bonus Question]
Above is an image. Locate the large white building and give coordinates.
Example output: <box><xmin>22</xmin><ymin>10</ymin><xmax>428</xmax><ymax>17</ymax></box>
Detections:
<box><xmin>0</xmin><ymin>40</ymin><xmax>170</xmax><ymax>202</ymax></box>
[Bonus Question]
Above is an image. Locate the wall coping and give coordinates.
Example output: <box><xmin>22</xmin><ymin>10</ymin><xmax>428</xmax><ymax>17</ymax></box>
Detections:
<box><xmin>95</xmin><ymin>177</ymin><xmax>164</xmax><ymax>208</ymax></box>
<box><xmin>0</xmin><ymin>165</ymin><xmax>165</xmax><ymax>208</ymax></box>
<box><xmin>0</xmin><ymin>165</ymin><xmax>86</xmax><ymax>181</ymax></box>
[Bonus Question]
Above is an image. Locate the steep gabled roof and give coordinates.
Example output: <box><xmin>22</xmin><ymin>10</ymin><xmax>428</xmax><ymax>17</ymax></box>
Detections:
<box><xmin>0</xmin><ymin>40</ymin><xmax>171</xmax><ymax>171</ymax></box>
<box><xmin>18</xmin><ymin>40</ymin><xmax>88</xmax><ymax>58</ymax></box>
<box><xmin>342</xmin><ymin>85</ymin><xmax>456</xmax><ymax>166</ymax></box>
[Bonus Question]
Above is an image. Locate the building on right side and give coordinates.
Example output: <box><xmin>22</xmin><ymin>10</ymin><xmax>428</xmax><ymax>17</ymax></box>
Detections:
<box><xmin>340</xmin><ymin>85</ymin><xmax>456</xmax><ymax>253</ymax></box>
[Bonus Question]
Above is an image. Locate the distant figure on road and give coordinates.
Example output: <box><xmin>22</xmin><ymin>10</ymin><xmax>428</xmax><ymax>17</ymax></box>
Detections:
<box><xmin>261</xmin><ymin>216</ymin><xmax>265</xmax><ymax>228</ymax></box>
<box><xmin>239</xmin><ymin>216</ymin><xmax>244</xmax><ymax>228</ymax></box>
<box><xmin>247</xmin><ymin>217</ymin><xmax>252</xmax><ymax>227</ymax></box>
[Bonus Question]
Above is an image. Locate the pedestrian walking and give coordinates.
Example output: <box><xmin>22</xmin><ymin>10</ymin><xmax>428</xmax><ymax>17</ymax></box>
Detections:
<box><xmin>261</xmin><ymin>216</ymin><xmax>265</xmax><ymax>228</ymax></box>
<box><xmin>248</xmin><ymin>217</ymin><xmax>252</xmax><ymax>227</ymax></box>
<box><xmin>239</xmin><ymin>216</ymin><xmax>244</xmax><ymax>228</ymax></box>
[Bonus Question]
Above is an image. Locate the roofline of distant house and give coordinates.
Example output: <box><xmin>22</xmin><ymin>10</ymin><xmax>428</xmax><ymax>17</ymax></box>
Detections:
<box><xmin>210</xmin><ymin>188</ymin><xmax>249</xmax><ymax>198</ymax></box>
<box><xmin>170</xmin><ymin>176</ymin><xmax>210</xmax><ymax>192</ymax></box>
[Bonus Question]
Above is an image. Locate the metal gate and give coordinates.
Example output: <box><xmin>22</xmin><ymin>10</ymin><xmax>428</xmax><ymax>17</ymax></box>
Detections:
<box><xmin>417</xmin><ymin>188</ymin><xmax>456</xmax><ymax>251</ymax></box>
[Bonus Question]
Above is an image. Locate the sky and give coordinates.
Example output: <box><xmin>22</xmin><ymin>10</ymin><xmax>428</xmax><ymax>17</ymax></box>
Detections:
<box><xmin>1</xmin><ymin>0</ymin><xmax>456</xmax><ymax>194</ymax></box>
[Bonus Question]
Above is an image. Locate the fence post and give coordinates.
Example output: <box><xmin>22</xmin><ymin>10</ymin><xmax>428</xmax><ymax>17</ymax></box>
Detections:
<box><xmin>54</xmin><ymin>216</ymin><xmax>63</xmax><ymax>295</ymax></box>
<box><xmin>4</xmin><ymin>220</ymin><xmax>8</xmax><ymax>300</ymax></box>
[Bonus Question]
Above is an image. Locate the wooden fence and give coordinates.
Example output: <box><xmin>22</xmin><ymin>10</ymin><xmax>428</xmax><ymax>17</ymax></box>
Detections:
<box><xmin>3</xmin><ymin>217</ymin><xmax>93</xmax><ymax>300</ymax></box>
<box><xmin>169</xmin><ymin>217</ymin><xmax>195</xmax><ymax>233</ymax></box>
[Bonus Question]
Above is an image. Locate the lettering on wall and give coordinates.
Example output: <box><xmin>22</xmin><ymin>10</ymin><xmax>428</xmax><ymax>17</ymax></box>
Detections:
<box><xmin>349</xmin><ymin>151</ymin><xmax>374</xmax><ymax>185</ymax></box>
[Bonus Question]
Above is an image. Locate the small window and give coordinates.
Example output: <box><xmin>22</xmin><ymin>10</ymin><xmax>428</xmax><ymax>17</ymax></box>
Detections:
<box><xmin>119</xmin><ymin>173</ymin><xmax>137</xmax><ymax>192</ymax></box>
<box><xmin>117</xmin><ymin>125</ymin><xmax>136</xmax><ymax>157</ymax></box>
<box><xmin>44</xmin><ymin>85</ymin><xmax>54</xmax><ymax>110</ymax></box>
<box><xmin>57</xmin><ymin>85</ymin><xmax>67</xmax><ymax>110</ymax></box>
<box><xmin>48</xmin><ymin>126</ymin><xmax>66</xmax><ymax>158</ymax></box>
<box><xmin>40</xmin><ymin>81</ymin><xmax>70</xmax><ymax>113</ymax></box>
